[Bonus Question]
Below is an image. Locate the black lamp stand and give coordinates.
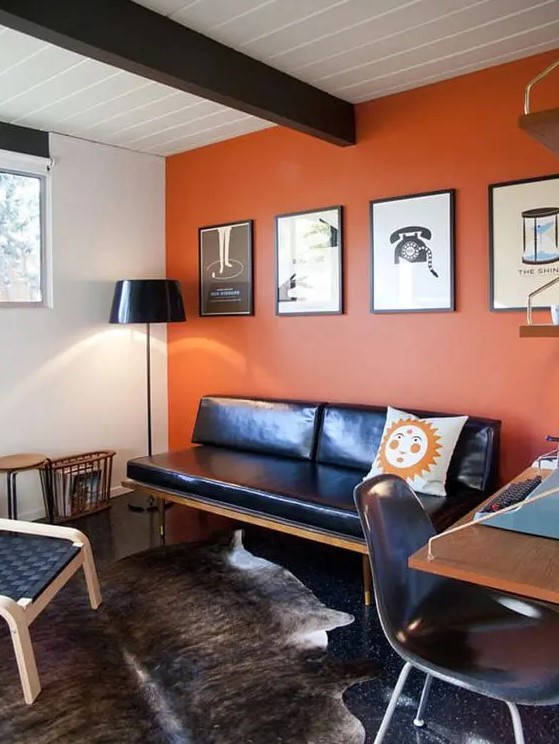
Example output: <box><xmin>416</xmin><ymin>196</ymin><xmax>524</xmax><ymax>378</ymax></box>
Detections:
<box><xmin>109</xmin><ymin>279</ymin><xmax>186</xmax><ymax>519</ymax></box>
<box><xmin>128</xmin><ymin>321</ymin><xmax>159</xmax><ymax>512</ymax></box>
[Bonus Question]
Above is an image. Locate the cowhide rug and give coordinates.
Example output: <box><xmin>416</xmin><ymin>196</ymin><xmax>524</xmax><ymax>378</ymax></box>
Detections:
<box><xmin>0</xmin><ymin>532</ymin><xmax>376</xmax><ymax>743</ymax></box>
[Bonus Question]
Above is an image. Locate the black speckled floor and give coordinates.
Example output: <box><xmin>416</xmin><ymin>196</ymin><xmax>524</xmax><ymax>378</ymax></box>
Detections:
<box><xmin>75</xmin><ymin>497</ymin><xmax>559</xmax><ymax>744</ymax></box>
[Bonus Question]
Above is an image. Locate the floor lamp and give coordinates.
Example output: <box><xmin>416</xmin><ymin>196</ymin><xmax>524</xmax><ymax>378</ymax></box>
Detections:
<box><xmin>109</xmin><ymin>279</ymin><xmax>186</xmax><ymax>512</ymax></box>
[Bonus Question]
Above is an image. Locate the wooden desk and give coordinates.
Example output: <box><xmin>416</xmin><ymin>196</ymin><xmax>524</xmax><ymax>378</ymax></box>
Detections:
<box><xmin>409</xmin><ymin>467</ymin><xmax>559</xmax><ymax>605</ymax></box>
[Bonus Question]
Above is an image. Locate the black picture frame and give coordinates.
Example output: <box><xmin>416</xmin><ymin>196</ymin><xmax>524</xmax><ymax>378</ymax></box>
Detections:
<box><xmin>370</xmin><ymin>189</ymin><xmax>455</xmax><ymax>313</ymax></box>
<box><xmin>489</xmin><ymin>173</ymin><xmax>559</xmax><ymax>311</ymax></box>
<box><xmin>198</xmin><ymin>220</ymin><xmax>254</xmax><ymax>316</ymax></box>
<box><xmin>275</xmin><ymin>205</ymin><xmax>343</xmax><ymax>316</ymax></box>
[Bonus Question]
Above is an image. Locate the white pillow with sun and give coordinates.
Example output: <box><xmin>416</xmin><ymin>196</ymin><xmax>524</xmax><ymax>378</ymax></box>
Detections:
<box><xmin>364</xmin><ymin>406</ymin><xmax>468</xmax><ymax>497</ymax></box>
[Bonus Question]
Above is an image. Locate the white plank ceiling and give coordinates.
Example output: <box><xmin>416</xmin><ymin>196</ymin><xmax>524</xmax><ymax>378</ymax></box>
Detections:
<box><xmin>0</xmin><ymin>0</ymin><xmax>558</xmax><ymax>156</ymax></box>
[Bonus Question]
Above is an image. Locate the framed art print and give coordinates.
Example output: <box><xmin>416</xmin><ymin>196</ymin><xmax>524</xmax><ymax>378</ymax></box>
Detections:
<box><xmin>199</xmin><ymin>220</ymin><xmax>253</xmax><ymax>316</ymax></box>
<box><xmin>275</xmin><ymin>206</ymin><xmax>343</xmax><ymax>316</ymax></box>
<box><xmin>489</xmin><ymin>174</ymin><xmax>559</xmax><ymax>311</ymax></box>
<box><xmin>370</xmin><ymin>189</ymin><xmax>455</xmax><ymax>313</ymax></box>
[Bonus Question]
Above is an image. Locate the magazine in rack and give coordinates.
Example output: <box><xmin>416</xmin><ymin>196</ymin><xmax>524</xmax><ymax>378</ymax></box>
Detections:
<box><xmin>53</xmin><ymin>467</ymin><xmax>102</xmax><ymax>517</ymax></box>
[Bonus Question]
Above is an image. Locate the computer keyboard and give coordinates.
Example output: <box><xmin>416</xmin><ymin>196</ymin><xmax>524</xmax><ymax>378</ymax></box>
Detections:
<box><xmin>477</xmin><ymin>476</ymin><xmax>542</xmax><ymax>515</ymax></box>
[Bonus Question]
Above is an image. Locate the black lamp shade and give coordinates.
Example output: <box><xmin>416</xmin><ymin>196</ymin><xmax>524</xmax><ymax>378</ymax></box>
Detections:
<box><xmin>109</xmin><ymin>279</ymin><xmax>186</xmax><ymax>324</ymax></box>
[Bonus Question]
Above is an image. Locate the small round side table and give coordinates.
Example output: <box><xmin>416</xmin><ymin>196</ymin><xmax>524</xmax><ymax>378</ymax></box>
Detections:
<box><xmin>0</xmin><ymin>454</ymin><xmax>47</xmax><ymax>520</ymax></box>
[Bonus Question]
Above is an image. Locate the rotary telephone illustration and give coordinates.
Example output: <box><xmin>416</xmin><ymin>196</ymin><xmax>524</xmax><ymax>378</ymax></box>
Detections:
<box><xmin>390</xmin><ymin>226</ymin><xmax>439</xmax><ymax>278</ymax></box>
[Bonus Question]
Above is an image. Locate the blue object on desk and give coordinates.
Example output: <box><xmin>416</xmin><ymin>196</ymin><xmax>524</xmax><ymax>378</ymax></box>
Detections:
<box><xmin>477</xmin><ymin>467</ymin><xmax>559</xmax><ymax>540</ymax></box>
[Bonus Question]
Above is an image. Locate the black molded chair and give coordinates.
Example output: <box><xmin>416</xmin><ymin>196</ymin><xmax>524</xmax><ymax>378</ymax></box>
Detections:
<box><xmin>354</xmin><ymin>474</ymin><xmax>559</xmax><ymax>744</ymax></box>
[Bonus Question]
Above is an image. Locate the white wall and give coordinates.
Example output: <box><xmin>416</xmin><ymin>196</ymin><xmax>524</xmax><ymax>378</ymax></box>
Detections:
<box><xmin>0</xmin><ymin>133</ymin><xmax>167</xmax><ymax>520</ymax></box>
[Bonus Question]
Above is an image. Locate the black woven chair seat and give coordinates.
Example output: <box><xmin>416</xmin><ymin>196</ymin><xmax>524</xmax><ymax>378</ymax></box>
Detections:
<box><xmin>0</xmin><ymin>532</ymin><xmax>80</xmax><ymax>602</ymax></box>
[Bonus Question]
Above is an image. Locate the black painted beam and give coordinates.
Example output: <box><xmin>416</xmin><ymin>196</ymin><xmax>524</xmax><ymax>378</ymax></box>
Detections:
<box><xmin>0</xmin><ymin>121</ymin><xmax>49</xmax><ymax>158</ymax></box>
<box><xmin>0</xmin><ymin>0</ymin><xmax>356</xmax><ymax>147</ymax></box>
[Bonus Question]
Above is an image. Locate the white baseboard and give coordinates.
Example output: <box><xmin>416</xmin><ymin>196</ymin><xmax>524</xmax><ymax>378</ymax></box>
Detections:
<box><xmin>13</xmin><ymin>485</ymin><xmax>130</xmax><ymax>522</ymax></box>
<box><xmin>16</xmin><ymin>506</ymin><xmax>47</xmax><ymax>522</ymax></box>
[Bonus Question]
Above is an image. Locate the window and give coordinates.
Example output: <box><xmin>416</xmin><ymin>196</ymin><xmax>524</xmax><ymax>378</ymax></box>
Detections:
<box><xmin>0</xmin><ymin>151</ymin><xmax>50</xmax><ymax>306</ymax></box>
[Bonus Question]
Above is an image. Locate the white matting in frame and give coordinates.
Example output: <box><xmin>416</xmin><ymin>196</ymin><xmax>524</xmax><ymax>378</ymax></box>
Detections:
<box><xmin>371</xmin><ymin>189</ymin><xmax>455</xmax><ymax>313</ymax></box>
<box><xmin>275</xmin><ymin>206</ymin><xmax>343</xmax><ymax>316</ymax></box>
<box><xmin>490</xmin><ymin>174</ymin><xmax>559</xmax><ymax>311</ymax></box>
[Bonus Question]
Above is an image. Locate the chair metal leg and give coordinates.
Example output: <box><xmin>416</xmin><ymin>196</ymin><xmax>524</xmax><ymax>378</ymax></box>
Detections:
<box><xmin>374</xmin><ymin>663</ymin><xmax>523</xmax><ymax>744</ymax></box>
<box><xmin>362</xmin><ymin>554</ymin><xmax>373</xmax><ymax>606</ymax></box>
<box><xmin>10</xmin><ymin>472</ymin><xmax>18</xmax><ymax>520</ymax></box>
<box><xmin>44</xmin><ymin>462</ymin><xmax>55</xmax><ymax>524</ymax></box>
<box><xmin>413</xmin><ymin>674</ymin><xmax>433</xmax><ymax>727</ymax></box>
<box><xmin>374</xmin><ymin>662</ymin><xmax>413</xmax><ymax>744</ymax></box>
<box><xmin>506</xmin><ymin>702</ymin><xmax>525</xmax><ymax>744</ymax></box>
<box><xmin>0</xmin><ymin>598</ymin><xmax>41</xmax><ymax>704</ymax></box>
<box><xmin>6</xmin><ymin>472</ymin><xmax>13</xmax><ymax>519</ymax></box>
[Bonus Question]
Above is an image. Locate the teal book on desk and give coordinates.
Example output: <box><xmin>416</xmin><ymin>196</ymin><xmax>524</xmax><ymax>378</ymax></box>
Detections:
<box><xmin>480</xmin><ymin>468</ymin><xmax>559</xmax><ymax>541</ymax></box>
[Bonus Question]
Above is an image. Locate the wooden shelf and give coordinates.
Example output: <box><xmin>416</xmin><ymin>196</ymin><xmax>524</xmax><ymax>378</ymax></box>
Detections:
<box><xmin>519</xmin><ymin>107</ymin><xmax>559</xmax><ymax>157</ymax></box>
<box><xmin>520</xmin><ymin>324</ymin><xmax>559</xmax><ymax>337</ymax></box>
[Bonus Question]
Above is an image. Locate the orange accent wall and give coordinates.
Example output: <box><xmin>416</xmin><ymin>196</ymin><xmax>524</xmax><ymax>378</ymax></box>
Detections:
<box><xmin>167</xmin><ymin>51</ymin><xmax>559</xmax><ymax>484</ymax></box>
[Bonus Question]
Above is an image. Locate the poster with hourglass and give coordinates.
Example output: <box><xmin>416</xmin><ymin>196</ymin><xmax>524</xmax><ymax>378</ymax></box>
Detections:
<box><xmin>490</xmin><ymin>174</ymin><xmax>559</xmax><ymax>310</ymax></box>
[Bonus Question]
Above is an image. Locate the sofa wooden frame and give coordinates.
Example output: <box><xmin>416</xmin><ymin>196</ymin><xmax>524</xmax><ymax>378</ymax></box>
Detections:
<box><xmin>0</xmin><ymin>519</ymin><xmax>102</xmax><ymax>704</ymax></box>
<box><xmin>124</xmin><ymin>478</ymin><xmax>373</xmax><ymax>605</ymax></box>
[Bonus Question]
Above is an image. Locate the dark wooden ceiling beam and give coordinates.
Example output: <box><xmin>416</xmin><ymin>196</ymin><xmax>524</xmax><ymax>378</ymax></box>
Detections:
<box><xmin>0</xmin><ymin>0</ymin><xmax>356</xmax><ymax>147</ymax></box>
<box><xmin>0</xmin><ymin>121</ymin><xmax>49</xmax><ymax>158</ymax></box>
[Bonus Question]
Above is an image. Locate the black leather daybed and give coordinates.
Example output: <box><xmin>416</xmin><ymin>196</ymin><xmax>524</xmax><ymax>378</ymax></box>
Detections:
<box><xmin>125</xmin><ymin>396</ymin><xmax>501</xmax><ymax>603</ymax></box>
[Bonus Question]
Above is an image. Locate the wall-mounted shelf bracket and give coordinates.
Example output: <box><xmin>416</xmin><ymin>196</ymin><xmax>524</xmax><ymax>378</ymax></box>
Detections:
<box><xmin>520</xmin><ymin>274</ymin><xmax>559</xmax><ymax>336</ymax></box>
<box><xmin>519</xmin><ymin>58</ymin><xmax>559</xmax><ymax>157</ymax></box>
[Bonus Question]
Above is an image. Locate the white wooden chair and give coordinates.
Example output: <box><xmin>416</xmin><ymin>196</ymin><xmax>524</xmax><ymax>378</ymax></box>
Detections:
<box><xmin>0</xmin><ymin>518</ymin><xmax>101</xmax><ymax>703</ymax></box>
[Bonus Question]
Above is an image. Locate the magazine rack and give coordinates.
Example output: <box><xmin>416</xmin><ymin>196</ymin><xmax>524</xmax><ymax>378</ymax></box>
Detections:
<box><xmin>40</xmin><ymin>451</ymin><xmax>115</xmax><ymax>523</ymax></box>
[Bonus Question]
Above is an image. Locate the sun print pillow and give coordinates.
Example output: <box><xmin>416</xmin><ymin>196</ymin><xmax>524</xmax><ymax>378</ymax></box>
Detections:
<box><xmin>364</xmin><ymin>407</ymin><xmax>468</xmax><ymax>496</ymax></box>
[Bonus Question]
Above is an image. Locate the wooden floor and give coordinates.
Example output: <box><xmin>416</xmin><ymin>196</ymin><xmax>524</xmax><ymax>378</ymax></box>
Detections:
<box><xmin>73</xmin><ymin>494</ymin><xmax>235</xmax><ymax>566</ymax></box>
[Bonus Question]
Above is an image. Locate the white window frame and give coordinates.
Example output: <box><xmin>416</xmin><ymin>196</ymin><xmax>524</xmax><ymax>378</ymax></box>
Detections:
<box><xmin>0</xmin><ymin>148</ymin><xmax>53</xmax><ymax>308</ymax></box>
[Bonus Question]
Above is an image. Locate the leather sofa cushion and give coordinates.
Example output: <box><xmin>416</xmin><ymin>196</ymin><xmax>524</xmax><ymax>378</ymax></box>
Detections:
<box><xmin>316</xmin><ymin>404</ymin><xmax>500</xmax><ymax>495</ymax></box>
<box><xmin>192</xmin><ymin>396</ymin><xmax>322</xmax><ymax>461</ymax></box>
<box><xmin>127</xmin><ymin>446</ymin><xmax>478</xmax><ymax>540</ymax></box>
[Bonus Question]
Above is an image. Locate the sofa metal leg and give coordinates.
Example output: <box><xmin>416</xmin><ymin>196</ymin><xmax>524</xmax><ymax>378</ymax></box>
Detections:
<box><xmin>362</xmin><ymin>554</ymin><xmax>373</xmax><ymax>606</ymax></box>
<box><xmin>374</xmin><ymin>662</ymin><xmax>413</xmax><ymax>744</ymax></box>
<box><xmin>158</xmin><ymin>497</ymin><xmax>166</xmax><ymax>545</ymax></box>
